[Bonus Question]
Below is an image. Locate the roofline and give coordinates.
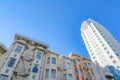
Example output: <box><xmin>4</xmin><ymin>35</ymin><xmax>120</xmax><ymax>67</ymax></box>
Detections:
<box><xmin>0</xmin><ymin>43</ymin><xmax>7</xmax><ymax>52</ymax></box>
<box><xmin>15</xmin><ymin>33</ymin><xmax>49</xmax><ymax>48</ymax></box>
<box><xmin>69</xmin><ymin>52</ymin><xmax>91</xmax><ymax>61</ymax></box>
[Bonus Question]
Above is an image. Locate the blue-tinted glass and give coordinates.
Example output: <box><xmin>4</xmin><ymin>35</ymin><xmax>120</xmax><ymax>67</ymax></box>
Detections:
<box><xmin>0</xmin><ymin>75</ymin><xmax>8</xmax><ymax>80</ymax></box>
<box><xmin>63</xmin><ymin>74</ymin><xmax>67</xmax><ymax>80</ymax></box>
<box><xmin>32</xmin><ymin>64</ymin><xmax>38</xmax><ymax>73</ymax></box>
<box><xmin>75</xmin><ymin>69</ymin><xmax>79</xmax><ymax>74</ymax></box>
<box><xmin>15</xmin><ymin>46</ymin><xmax>22</xmax><ymax>53</ymax></box>
<box><xmin>69</xmin><ymin>74</ymin><xmax>73</xmax><ymax>80</ymax></box>
<box><xmin>8</xmin><ymin>58</ymin><xmax>16</xmax><ymax>67</ymax></box>
<box><xmin>45</xmin><ymin>69</ymin><xmax>49</xmax><ymax>78</ymax></box>
<box><xmin>36</xmin><ymin>52</ymin><xmax>41</xmax><ymax>59</ymax></box>
<box><xmin>52</xmin><ymin>57</ymin><xmax>56</xmax><ymax>64</ymax></box>
<box><xmin>80</xmin><ymin>70</ymin><xmax>84</xmax><ymax>75</ymax></box>
<box><xmin>51</xmin><ymin>69</ymin><xmax>56</xmax><ymax>78</ymax></box>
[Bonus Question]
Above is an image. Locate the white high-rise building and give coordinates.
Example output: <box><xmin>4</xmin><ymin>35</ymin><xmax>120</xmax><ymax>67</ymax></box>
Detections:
<box><xmin>81</xmin><ymin>19</ymin><xmax>120</xmax><ymax>80</ymax></box>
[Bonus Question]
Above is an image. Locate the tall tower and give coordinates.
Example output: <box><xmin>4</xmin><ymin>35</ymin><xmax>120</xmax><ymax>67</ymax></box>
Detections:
<box><xmin>81</xmin><ymin>19</ymin><xmax>120</xmax><ymax>80</ymax></box>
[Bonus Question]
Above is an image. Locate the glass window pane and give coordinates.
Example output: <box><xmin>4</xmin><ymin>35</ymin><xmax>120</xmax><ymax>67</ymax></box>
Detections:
<box><xmin>45</xmin><ymin>69</ymin><xmax>49</xmax><ymax>78</ymax></box>
<box><xmin>36</xmin><ymin>52</ymin><xmax>41</xmax><ymax>59</ymax></box>
<box><xmin>47</xmin><ymin>57</ymin><xmax>50</xmax><ymax>64</ymax></box>
<box><xmin>8</xmin><ymin>58</ymin><xmax>16</xmax><ymax>67</ymax></box>
<box><xmin>52</xmin><ymin>57</ymin><xmax>56</xmax><ymax>64</ymax></box>
<box><xmin>80</xmin><ymin>70</ymin><xmax>84</xmax><ymax>76</ymax></box>
<box><xmin>32</xmin><ymin>64</ymin><xmax>38</xmax><ymax>73</ymax></box>
<box><xmin>67</xmin><ymin>62</ymin><xmax>72</xmax><ymax>69</ymax></box>
<box><xmin>63</xmin><ymin>74</ymin><xmax>67</xmax><ymax>80</ymax></box>
<box><xmin>0</xmin><ymin>75</ymin><xmax>8</xmax><ymax>80</ymax></box>
<box><xmin>75</xmin><ymin>69</ymin><xmax>79</xmax><ymax>75</ymax></box>
<box><xmin>73</xmin><ymin>59</ymin><xmax>76</xmax><ymax>64</ymax></box>
<box><xmin>51</xmin><ymin>69</ymin><xmax>56</xmax><ymax>78</ymax></box>
<box><xmin>15</xmin><ymin>46</ymin><xmax>23</xmax><ymax>53</ymax></box>
<box><xmin>69</xmin><ymin>74</ymin><xmax>73</xmax><ymax>80</ymax></box>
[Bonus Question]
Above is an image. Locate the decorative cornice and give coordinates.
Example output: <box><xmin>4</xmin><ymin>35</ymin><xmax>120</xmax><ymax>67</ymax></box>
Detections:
<box><xmin>0</xmin><ymin>42</ymin><xmax>7</xmax><ymax>53</ymax></box>
<box><xmin>14</xmin><ymin>33</ymin><xmax>49</xmax><ymax>49</ymax></box>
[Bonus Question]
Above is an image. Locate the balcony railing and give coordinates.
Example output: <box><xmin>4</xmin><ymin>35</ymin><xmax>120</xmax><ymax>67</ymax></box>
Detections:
<box><xmin>13</xmin><ymin>68</ymin><xmax>30</xmax><ymax>76</ymax></box>
<box><xmin>57</xmin><ymin>65</ymin><xmax>67</xmax><ymax>71</ymax></box>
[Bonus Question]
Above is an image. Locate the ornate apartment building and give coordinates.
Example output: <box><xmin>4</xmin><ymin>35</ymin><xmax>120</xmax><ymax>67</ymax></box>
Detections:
<box><xmin>69</xmin><ymin>52</ymin><xmax>96</xmax><ymax>80</ymax></box>
<box><xmin>0</xmin><ymin>33</ymin><xmax>97</xmax><ymax>80</ymax></box>
<box><xmin>0</xmin><ymin>34</ymin><xmax>76</xmax><ymax>80</ymax></box>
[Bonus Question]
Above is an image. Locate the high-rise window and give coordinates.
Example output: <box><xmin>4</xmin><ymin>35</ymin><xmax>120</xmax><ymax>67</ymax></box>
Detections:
<box><xmin>0</xmin><ymin>75</ymin><xmax>8</xmax><ymax>80</ymax></box>
<box><xmin>14</xmin><ymin>45</ymin><xmax>23</xmax><ymax>53</ymax></box>
<box><xmin>110</xmin><ymin>55</ymin><xmax>113</xmax><ymax>59</ymax></box>
<box><xmin>32</xmin><ymin>64</ymin><xmax>38</xmax><ymax>73</ymax></box>
<box><xmin>36</xmin><ymin>52</ymin><xmax>41</xmax><ymax>59</ymax></box>
<box><xmin>68</xmin><ymin>74</ymin><xmax>73</xmax><ymax>80</ymax></box>
<box><xmin>63</xmin><ymin>74</ymin><xmax>67</xmax><ymax>80</ymax></box>
<box><xmin>113</xmin><ymin>60</ymin><xmax>116</xmax><ymax>64</ymax></box>
<box><xmin>45</xmin><ymin>69</ymin><xmax>49</xmax><ymax>78</ymax></box>
<box><xmin>47</xmin><ymin>57</ymin><xmax>50</xmax><ymax>64</ymax></box>
<box><xmin>51</xmin><ymin>69</ymin><xmax>56</xmax><ymax>78</ymax></box>
<box><xmin>7</xmin><ymin>58</ymin><xmax>16</xmax><ymax>67</ymax></box>
<box><xmin>52</xmin><ymin>57</ymin><xmax>56</xmax><ymax>64</ymax></box>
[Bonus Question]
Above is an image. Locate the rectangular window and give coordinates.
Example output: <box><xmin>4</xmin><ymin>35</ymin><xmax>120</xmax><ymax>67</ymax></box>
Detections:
<box><xmin>45</xmin><ymin>69</ymin><xmax>49</xmax><ymax>78</ymax></box>
<box><xmin>0</xmin><ymin>75</ymin><xmax>8</xmax><ymax>80</ymax></box>
<box><xmin>67</xmin><ymin>62</ymin><xmax>72</xmax><ymax>69</ymax></box>
<box><xmin>32</xmin><ymin>64</ymin><xmax>38</xmax><ymax>73</ymax></box>
<box><xmin>69</xmin><ymin>74</ymin><xmax>73</xmax><ymax>80</ymax></box>
<box><xmin>84</xmin><ymin>63</ymin><xmax>88</xmax><ymax>69</ymax></box>
<box><xmin>15</xmin><ymin>46</ymin><xmax>23</xmax><ymax>53</ymax></box>
<box><xmin>75</xmin><ymin>69</ymin><xmax>79</xmax><ymax>75</ymax></box>
<box><xmin>52</xmin><ymin>57</ymin><xmax>56</xmax><ymax>64</ymax></box>
<box><xmin>7</xmin><ymin>58</ymin><xmax>16</xmax><ymax>67</ymax></box>
<box><xmin>110</xmin><ymin>55</ymin><xmax>113</xmax><ymax>59</ymax></box>
<box><xmin>51</xmin><ymin>69</ymin><xmax>56</xmax><ymax>78</ymax></box>
<box><xmin>73</xmin><ymin>59</ymin><xmax>76</xmax><ymax>64</ymax></box>
<box><xmin>80</xmin><ymin>70</ymin><xmax>84</xmax><ymax>76</ymax></box>
<box><xmin>36</xmin><ymin>52</ymin><xmax>41</xmax><ymax>59</ymax></box>
<box><xmin>63</xmin><ymin>74</ymin><xmax>67</xmax><ymax>80</ymax></box>
<box><xmin>77</xmin><ymin>59</ymin><xmax>81</xmax><ymax>64</ymax></box>
<box><xmin>47</xmin><ymin>57</ymin><xmax>50</xmax><ymax>64</ymax></box>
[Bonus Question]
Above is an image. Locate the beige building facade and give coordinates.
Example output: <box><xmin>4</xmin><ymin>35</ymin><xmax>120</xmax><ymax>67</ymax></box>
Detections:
<box><xmin>0</xmin><ymin>33</ymin><xmax>98</xmax><ymax>80</ymax></box>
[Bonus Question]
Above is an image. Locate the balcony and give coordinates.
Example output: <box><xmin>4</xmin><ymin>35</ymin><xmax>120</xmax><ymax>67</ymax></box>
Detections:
<box><xmin>57</xmin><ymin>65</ymin><xmax>67</xmax><ymax>71</ymax></box>
<box><xmin>20</xmin><ymin>54</ymin><xmax>33</xmax><ymax>61</ymax></box>
<box><xmin>13</xmin><ymin>68</ymin><xmax>30</xmax><ymax>77</ymax></box>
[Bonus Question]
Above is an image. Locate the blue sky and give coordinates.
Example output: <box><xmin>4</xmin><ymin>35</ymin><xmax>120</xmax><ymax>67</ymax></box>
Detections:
<box><xmin>0</xmin><ymin>0</ymin><xmax>120</xmax><ymax>58</ymax></box>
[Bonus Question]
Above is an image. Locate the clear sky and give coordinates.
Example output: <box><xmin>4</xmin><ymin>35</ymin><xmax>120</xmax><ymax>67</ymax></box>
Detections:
<box><xmin>0</xmin><ymin>0</ymin><xmax>120</xmax><ymax>58</ymax></box>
